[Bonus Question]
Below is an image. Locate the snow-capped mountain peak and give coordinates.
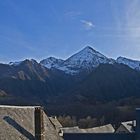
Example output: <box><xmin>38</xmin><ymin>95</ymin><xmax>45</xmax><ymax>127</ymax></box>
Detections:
<box><xmin>65</xmin><ymin>46</ymin><xmax>108</xmax><ymax>63</ymax></box>
<box><xmin>116</xmin><ymin>56</ymin><xmax>140</xmax><ymax>70</ymax></box>
<box><xmin>40</xmin><ymin>57</ymin><xmax>64</xmax><ymax>69</ymax></box>
<box><xmin>40</xmin><ymin>46</ymin><xmax>115</xmax><ymax>74</ymax></box>
<box><xmin>79</xmin><ymin>46</ymin><xmax>106</xmax><ymax>58</ymax></box>
<box><xmin>57</xmin><ymin>46</ymin><xmax>115</xmax><ymax>74</ymax></box>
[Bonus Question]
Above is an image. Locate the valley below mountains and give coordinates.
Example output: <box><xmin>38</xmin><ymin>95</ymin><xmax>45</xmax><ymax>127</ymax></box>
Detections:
<box><xmin>0</xmin><ymin>46</ymin><xmax>140</xmax><ymax>125</ymax></box>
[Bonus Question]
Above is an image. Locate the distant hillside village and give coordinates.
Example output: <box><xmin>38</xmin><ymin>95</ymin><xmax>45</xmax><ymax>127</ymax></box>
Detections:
<box><xmin>0</xmin><ymin>105</ymin><xmax>139</xmax><ymax>140</ymax></box>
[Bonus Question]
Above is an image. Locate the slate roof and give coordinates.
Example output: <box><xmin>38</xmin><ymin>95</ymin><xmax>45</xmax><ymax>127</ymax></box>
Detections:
<box><xmin>117</xmin><ymin>120</ymin><xmax>136</xmax><ymax>133</ymax></box>
<box><xmin>80</xmin><ymin>124</ymin><xmax>115</xmax><ymax>133</ymax></box>
<box><xmin>0</xmin><ymin>105</ymin><xmax>62</xmax><ymax>140</ymax></box>
<box><xmin>49</xmin><ymin>116</ymin><xmax>63</xmax><ymax>132</ymax></box>
<box><xmin>61</xmin><ymin>124</ymin><xmax>115</xmax><ymax>134</ymax></box>
<box><xmin>61</xmin><ymin>126</ymin><xmax>81</xmax><ymax>133</ymax></box>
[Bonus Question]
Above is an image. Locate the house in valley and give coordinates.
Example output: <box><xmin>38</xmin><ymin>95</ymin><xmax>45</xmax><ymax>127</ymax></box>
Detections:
<box><xmin>0</xmin><ymin>105</ymin><xmax>62</xmax><ymax>140</ymax></box>
<box><xmin>116</xmin><ymin>121</ymin><xmax>136</xmax><ymax>133</ymax></box>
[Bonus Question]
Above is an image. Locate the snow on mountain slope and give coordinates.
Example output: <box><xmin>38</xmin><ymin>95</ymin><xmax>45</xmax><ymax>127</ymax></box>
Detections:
<box><xmin>61</xmin><ymin>46</ymin><xmax>114</xmax><ymax>68</ymax></box>
<box><xmin>7</xmin><ymin>46</ymin><xmax>140</xmax><ymax>75</ymax></box>
<box><xmin>9</xmin><ymin>61</ymin><xmax>22</xmax><ymax>66</ymax></box>
<box><xmin>40</xmin><ymin>46</ymin><xmax>115</xmax><ymax>74</ymax></box>
<box><xmin>117</xmin><ymin>57</ymin><xmax>140</xmax><ymax>70</ymax></box>
<box><xmin>40</xmin><ymin>57</ymin><xmax>64</xmax><ymax>69</ymax></box>
<box><xmin>9</xmin><ymin>59</ymin><xmax>37</xmax><ymax>66</ymax></box>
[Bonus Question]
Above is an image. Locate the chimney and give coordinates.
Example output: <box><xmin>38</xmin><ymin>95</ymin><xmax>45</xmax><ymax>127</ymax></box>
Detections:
<box><xmin>35</xmin><ymin>107</ymin><xmax>44</xmax><ymax>140</ymax></box>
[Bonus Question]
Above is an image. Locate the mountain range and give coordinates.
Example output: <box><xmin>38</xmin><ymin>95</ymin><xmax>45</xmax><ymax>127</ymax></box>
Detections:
<box><xmin>40</xmin><ymin>46</ymin><xmax>140</xmax><ymax>74</ymax></box>
<box><xmin>0</xmin><ymin>46</ymin><xmax>140</xmax><ymax>120</ymax></box>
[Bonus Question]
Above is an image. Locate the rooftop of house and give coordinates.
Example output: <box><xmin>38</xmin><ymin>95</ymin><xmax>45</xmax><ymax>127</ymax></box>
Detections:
<box><xmin>0</xmin><ymin>105</ymin><xmax>41</xmax><ymax>108</ymax></box>
<box><xmin>61</xmin><ymin>124</ymin><xmax>115</xmax><ymax>134</ymax></box>
<box><xmin>61</xmin><ymin>126</ymin><xmax>81</xmax><ymax>134</ymax></box>
<box><xmin>121</xmin><ymin>120</ymin><xmax>136</xmax><ymax>133</ymax></box>
<box><xmin>49</xmin><ymin>116</ymin><xmax>63</xmax><ymax>131</ymax></box>
<box><xmin>80</xmin><ymin>124</ymin><xmax>115</xmax><ymax>133</ymax></box>
<box><xmin>0</xmin><ymin>105</ymin><xmax>61</xmax><ymax>140</ymax></box>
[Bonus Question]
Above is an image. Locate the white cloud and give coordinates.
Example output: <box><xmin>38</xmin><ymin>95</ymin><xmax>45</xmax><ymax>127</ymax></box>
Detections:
<box><xmin>81</xmin><ymin>20</ymin><xmax>95</xmax><ymax>30</ymax></box>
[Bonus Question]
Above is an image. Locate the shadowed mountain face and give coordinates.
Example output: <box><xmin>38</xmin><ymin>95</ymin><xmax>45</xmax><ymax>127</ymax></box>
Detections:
<box><xmin>0</xmin><ymin>46</ymin><xmax>140</xmax><ymax>121</ymax></box>
<box><xmin>0</xmin><ymin>59</ymin><xmax>48</xmax><ymax>80</ymax></box>
<box><xmin>68</xmin><ymin>63</ymin><xmax>140</xmax><ymax>102</ymax></box>
<box><xmin>0</xmin><ymin>59</ymin><xmax>56</xmax><ymax>102</ymax></box>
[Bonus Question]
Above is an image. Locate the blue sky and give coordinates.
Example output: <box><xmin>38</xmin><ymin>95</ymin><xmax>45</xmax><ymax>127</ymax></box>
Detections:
<box><xmin>1</xmin><ymin>0</ymin><xmax>140</xmax><ymax>63</ymax></box>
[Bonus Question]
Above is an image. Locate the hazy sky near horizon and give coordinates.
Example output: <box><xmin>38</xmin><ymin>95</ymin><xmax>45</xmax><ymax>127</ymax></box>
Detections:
<box><xmin>1</xmin><ymin>0</ymin><xmax>140</xmax><ymax>63</ymax></box>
